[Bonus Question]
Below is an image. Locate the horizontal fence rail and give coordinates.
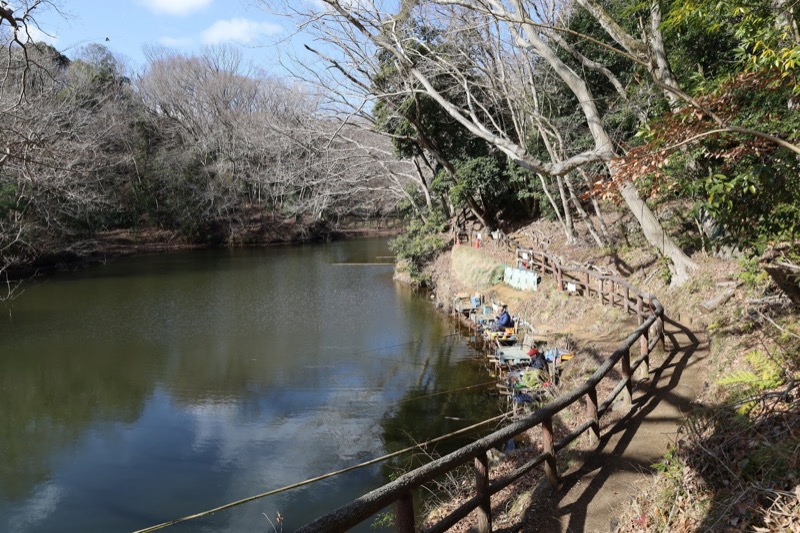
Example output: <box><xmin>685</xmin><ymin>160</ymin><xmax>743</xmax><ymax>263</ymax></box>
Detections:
<box><xmin>296</xmin><ymin>237</ymin><xmax>665</xmax><ymax>533</ymax></box>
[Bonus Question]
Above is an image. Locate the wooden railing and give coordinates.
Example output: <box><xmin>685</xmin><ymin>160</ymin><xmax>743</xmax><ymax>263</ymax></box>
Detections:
<box><xmin>296</xmin><ymin>239</ymin><xmax>665</xmax><ymax>533</ymax></box>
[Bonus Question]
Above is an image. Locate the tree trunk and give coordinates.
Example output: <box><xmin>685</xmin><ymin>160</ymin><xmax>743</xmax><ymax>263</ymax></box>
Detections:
<box><xmin>578</xmin><ymin>168</ymin><xmax>611</xmax><ymax>241</ymax></box>
<box><xmin>619</xmin><ymin>180</ymin><xmax>697</xmax><ymax>285</ymax></box>
<box><xmin>556</xmin><ymin>174</ymin><xmax>577</xmax><ymax>244</ymax></box>
<box><xmin>537</xmin><ymin>172</ymin><xmax>572</xmax><ymax>241</ymax></box>
<box><xmin>412</xmin><ymin>156</ymin><xmax>434</xmax><ymax>209</ymax></box>
<box><xmin>517</xmin><ymin>18</ymin><xmax>697</xmax><ymax>283</ymax></box>
<box><xmin>648</xmin><ymin>0</ymin><xmax>681</xmax><ymax>108</ymax></box>
<box><xmin>566</xmin><ymin>173</ymin><xmax>604</xmax><ymax>247</ymax></box>
<box><xmin>575</xmin><ymin>0</ymin><xmax>649</xmax><ymax>59</ymax></box>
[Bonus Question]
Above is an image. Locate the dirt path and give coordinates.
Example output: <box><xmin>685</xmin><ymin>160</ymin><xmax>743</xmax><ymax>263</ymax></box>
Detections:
<box><xmin>495</xmin><ymin>317</ymin><xmax>710</xmax><ymax>532</ymax></box>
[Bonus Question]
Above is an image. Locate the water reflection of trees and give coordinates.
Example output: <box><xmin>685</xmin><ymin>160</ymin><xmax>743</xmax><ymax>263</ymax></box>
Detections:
<box><xmin>0</xmin><ymin>340</ymin><xmax>163</xmax><ymax>501</ymax></box>
<box><xmin>379</xmin><ymin>337</ymin><xmax>497</xmax><ymax>476</ymax></box>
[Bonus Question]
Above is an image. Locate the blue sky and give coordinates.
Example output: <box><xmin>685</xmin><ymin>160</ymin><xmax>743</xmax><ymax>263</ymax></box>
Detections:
<box><xmin>31</xmin><ymin>0</ymin><xmax>316</xmax><ymax>74</ymax></box>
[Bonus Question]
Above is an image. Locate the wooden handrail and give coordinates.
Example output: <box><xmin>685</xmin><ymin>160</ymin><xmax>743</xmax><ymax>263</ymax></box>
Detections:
<box><xmin>296</xmin><ymin>237</ymin><xmax>665</xmax><ymax>533</ymax></box>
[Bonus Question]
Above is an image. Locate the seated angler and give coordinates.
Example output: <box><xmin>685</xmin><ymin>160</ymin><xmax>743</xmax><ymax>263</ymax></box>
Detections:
<box><xmin>492</xmin><ymin>304</ymin><xmax>514</xmax><ymax>331</ymax></box>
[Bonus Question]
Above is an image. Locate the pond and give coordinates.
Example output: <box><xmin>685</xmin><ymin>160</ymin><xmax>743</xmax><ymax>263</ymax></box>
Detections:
<box><xmin>0</xmin><ymin>238</ymin><xmax>497</xmax><ymax>532</ymax></box>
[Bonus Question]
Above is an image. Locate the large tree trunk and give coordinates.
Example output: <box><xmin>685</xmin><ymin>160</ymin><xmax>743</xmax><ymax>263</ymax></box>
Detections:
<box><xmin>648</xmin><ymin>0</ymin><xmax>682</xmax><ymax>108</ymax></box>
<box><xmin>619</xmin><ymin>181</ymin><xmax>697</xmax><ymax>285</ymax></box>
<box><xmin>517</xmin><ymin>18</ymin><xmax>697</xmax><ymax>284</ymax></box>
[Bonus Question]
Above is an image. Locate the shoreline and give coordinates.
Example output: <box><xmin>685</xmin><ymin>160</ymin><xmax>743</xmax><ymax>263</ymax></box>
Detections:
<box><xmin>3</xmin><ymin>225</ymin><xmax>402</xmax><ymax>282</ymax></box>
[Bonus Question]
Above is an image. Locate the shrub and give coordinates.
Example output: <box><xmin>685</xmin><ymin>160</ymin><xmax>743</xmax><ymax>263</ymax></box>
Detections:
<box><xmin>390</xmin><ymin>211</ymin><xmax>449</xmax><ymax>286</ymax></box>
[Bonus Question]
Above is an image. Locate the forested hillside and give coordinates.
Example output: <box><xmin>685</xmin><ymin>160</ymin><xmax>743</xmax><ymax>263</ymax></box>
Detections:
<box><xmin>265</xmin><ymin>0</ymin><xmax>799</xmax><ymax>294</ymax></box>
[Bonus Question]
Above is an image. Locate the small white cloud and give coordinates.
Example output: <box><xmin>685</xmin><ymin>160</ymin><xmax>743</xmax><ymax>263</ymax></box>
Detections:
<box><xmin>7</xmin><ymin>483</ymin><xmax>64</xmax><ymax>531</ymax></box>
<box><xmin>201</xmin><ymin>18</ymin><xmax>282</xmax><ymax>45</ymax></box>
<box><xmin>159</xmin><ymin>36</ymin><xmax>193</xmax><ymax>48</ymax></box>
<box><xmin>20</xmin><ymin>24</ymin><xmax>58</xmax><ymax>45</ymax></box>
<box><xmin>140</xmin><ymin>0</ymin><xmax>212</xmax><ymax>16</ymax></box>
<box><xmin>308</xmin><ymin>0</ymin><xmax>360</xmax><ymax>11</ymax></box>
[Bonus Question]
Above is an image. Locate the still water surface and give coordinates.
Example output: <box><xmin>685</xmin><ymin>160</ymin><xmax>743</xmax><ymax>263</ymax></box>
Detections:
<box><xmin>0</xmin><ymin>238</ymin><xmax>495</xmax><ymax>532</ymax></box>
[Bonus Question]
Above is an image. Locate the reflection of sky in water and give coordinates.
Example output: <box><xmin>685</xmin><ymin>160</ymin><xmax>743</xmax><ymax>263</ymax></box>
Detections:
<box><xmin>0</xmin><ymin>239</ymin><xmax>488</xmax><ymax>532</ymax></box>
<box><xmin>7</xmin><ymin>483</ymin><xmax>64</xmax><ymax>532</ymax></box>
<box><xmin>2</xmin><ymin>385</ymin><xmax>392</xmax><ymax>532</ymax></box>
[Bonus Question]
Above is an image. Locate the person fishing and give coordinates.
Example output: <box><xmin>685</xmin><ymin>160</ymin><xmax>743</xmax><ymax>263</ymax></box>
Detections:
<box><xmin>492</xmin><ymin>304</ymin><xmax>514</xmax><ymax>331</ymax></box>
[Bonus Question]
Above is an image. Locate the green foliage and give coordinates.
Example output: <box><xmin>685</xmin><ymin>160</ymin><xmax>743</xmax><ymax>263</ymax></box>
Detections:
<box><xmin>645</xmin><ymin>1</ymin><xmax>800</xmax><ymax>251</ymax></box>
<box><xmin>666</xmin><ymin>0</ymin><xmax>800</xmax><ymax>90</ymax></box>
<box><xmin>663</xmin><ymin>0</ymin><xmax>742</xmax><ymax>89</ymax></box>
<box><xmin>686</xmin><ymin>153</ymin><xmax>800</xmax><ymax>248</ymax></box>
<box><xmin>656</xmin><ymin>256</ymin><xmax>673</xmax><ymax>285</ymax></box>
<box><xmin>647</xmin><ymin>69</ymin><xmax>800</xmax><ymax>249</ymax></box>
<box><xmin>448</xmin><ymin>155</ymin><xmax>530</xmax><ymax>222</ymax></box>
<box><xmin>652</xmin><ymin>445</ymin><xmax>682</xmax><ymax>477</ymax></box>
<box><xmin>370</xmin><ymin>509</ymin><xmax>395</xmax><ymax>530</ymax></box>
<box><xmin>718</xmin><ymin>350</ymin><xmax>785</xmax><ymax>413</ymax></box>
<box><xmin>719</xmin><ymin>350</ymin><xmax>784</xmax><ymax>390</ymax></box>
<box><xmin>737</xmin><ymin>256</ymin><xmax>771</xmax><ymax>289</ymax></box>
<box><xmin>390</xmin><ymin>211</ymin><xmax>449</xmax><ymax>285</ymax></box>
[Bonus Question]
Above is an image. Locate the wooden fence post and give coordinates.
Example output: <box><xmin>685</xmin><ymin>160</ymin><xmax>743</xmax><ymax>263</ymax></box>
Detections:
<box><xmin>621</xmin><ymin>347</ymin><xmax>633</xmax><ymax>409</ymax></box>
<box><xmin>652</xmin><ymin>298</ymin><xmax>665</xmax><ymax>351</ymax></box>
<box><xmin>396</xmin><ymin>491</ymin><xmax>415</xmax><ymax>533</ymax></box>
<box><xmin>556</xmin><ymin>267</ymin><xmax>563</xmax><ymax>290</ymax></box>
<box><xmin>636</xmin><ymin>295</ymin><xmax>643</xmax><ymax>324</ymax></box>
<box><xmin>598</xmin><ymin>278</ymin><xmax>604</xmax><ymax>305</ymax></box>
<box><xmin>586</xmin><ymin>386</ymin><xmax>600</xmax><ymax>446</ymax></box>
<box><xmin>641</xmin><ymin>319</ymin><xmax>650</xmax><ymax>356</ymax></box>
<box><xmin>542</xmin><ymin>417</ymin><xmax>559</xmax><ymax>487</ymax></box>
<box><xmin>475</xmin><ymin>452</ymin><xmax>492</xmax><ymax>533</ymax></box>
<box><xmin>637</xmin><ymin>319</ymin><xmax>651</xmax><ymax>381</ymax></box>
<box><xmin>585</xmin><ymin>272</ymin><xmax>591</xmax><ymax>297</ymax></box>
<box><xmin>610</xmin><ymin>280</ymin><xmax>616</xmax><ymax>308</ymax></box>
<box><xmin>624</xmin><ymin>286</ymin><xmax>630</xmax><ymax>314</ymax></box>
<box><xmin>636</xmin><ymin>295</ymin><xmax>647</xmax><ymax>357</ymax></box>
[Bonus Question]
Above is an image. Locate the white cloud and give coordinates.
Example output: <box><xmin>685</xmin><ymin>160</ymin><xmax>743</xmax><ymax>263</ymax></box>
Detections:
<box><xmin>201</xmin><ymin>18</ymin><xmax>283</xmax><ymax>45</ymax></box>
<box><xmin>7</xmin><ymin>482</ymin><xmax>64</xmax><ymax>531</ymax></box>
<box><xmin>140</xmin><ymin>0</ymin><xmax>213</xmax><ymax>16</ymax></box>
<box><xmin>309</xmin><ymin>0</ymin><xmax>361</xmax><ymax>11</ymax></box>
<box><xmin>20</xmin><ymin>24</ymin><xmax>58</xmax><ymax>45</ymax></box>
<box><xmin>159</xmin><ymin>36</ymin><xmax>193</xmax><ymax>48</ymax></box>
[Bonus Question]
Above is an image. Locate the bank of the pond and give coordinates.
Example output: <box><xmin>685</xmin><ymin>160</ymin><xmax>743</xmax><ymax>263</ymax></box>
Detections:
<box><xmin>4</xmin><ymin>221</ymin><xmax>401</xmax><ymax>281</ymax></box>
<box><xmin>412</xmin><ymin>220</ymin><xmax>796</xmax><ymax>533</ymax></box>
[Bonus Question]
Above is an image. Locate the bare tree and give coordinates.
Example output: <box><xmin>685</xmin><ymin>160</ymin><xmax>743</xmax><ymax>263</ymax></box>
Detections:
<box><xmin>268</xmin><ymin>0</ymin><xmax>698</xmax><ymax>283</ymax></box>
<box><xmin>1</xmin><ymin>1</ymin><xmax>69</xmax><ymax>296</ymax></box>
<box><xmin>136</xmin><ymin>45</ymin><xmax>403</xmax><ymax>235</ymax></box>
<box><xmin>0</xmin><ymin>41</ymin><xmax>139</xmax><ymax>289</ymax></box>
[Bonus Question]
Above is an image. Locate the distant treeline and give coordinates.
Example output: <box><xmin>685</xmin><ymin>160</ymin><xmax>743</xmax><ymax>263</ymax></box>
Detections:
<box><xmin>0</xmin><ymin>41</ymin><xmax>409</xmax><ymax>280</ymax></box>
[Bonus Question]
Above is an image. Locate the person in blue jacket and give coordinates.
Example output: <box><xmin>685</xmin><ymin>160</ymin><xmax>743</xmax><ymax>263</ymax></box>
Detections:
<box><xmin>492</xmin><ymin>305</ymin><xmax>514</xmax><ymax>331</ymax></box>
